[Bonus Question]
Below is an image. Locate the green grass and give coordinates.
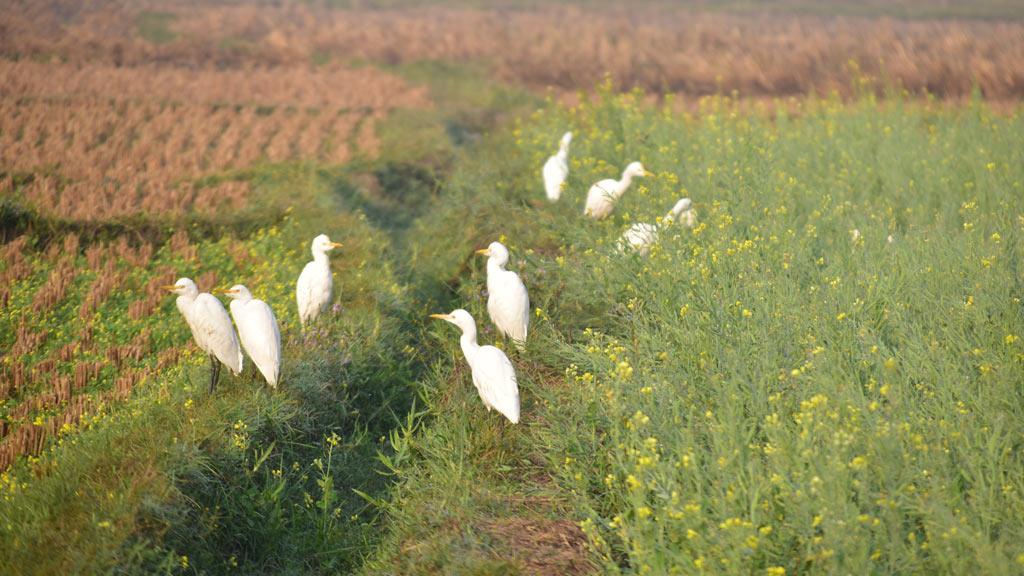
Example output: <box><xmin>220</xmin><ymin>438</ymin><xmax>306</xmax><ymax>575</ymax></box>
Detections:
<box><xmin>0</xmin><ymin>59</ymin><xmax>541</xmax><ymax>573</ymax></box>
<box><xmin>0</xmin><ymin>164</ymin><xmax>423</xmax><ymax>574</ymax></box>
<box><xmin>4</xmin><ymin>59</ymin><xmax>1024</xmax><ymax>574</ymax></box>
<box><xmin>135</xmin><ymin>11</ymin><xmax>178</xmax><ymax>45</ymax></box>
<box><xmin>367</xmin><ymin>90</ymin><xmax>1024</xmax><ymax>573</ymax></box>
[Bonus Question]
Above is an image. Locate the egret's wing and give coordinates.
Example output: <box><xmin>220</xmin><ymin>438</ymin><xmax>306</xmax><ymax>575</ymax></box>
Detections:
<box><xmin>585</xmin><ymin>179</ymin><xmax>616</xmax><ymax>217</ymax></box>
<box><xmin>621</xmin><ymin>223</ymin><xmax>657</xmax><ymax>251</ymax></box>
<box><xmin>271</xmin><ymin>303</ymin><xmax>281</xmax><ymax>384</ymax></box>
<box><xmin>193</xmin><ymin>294</ymin><xmax>243</xmax><ymax>373</ymax></box>
<box><xmin>175</xmin><ymin>297</ymin><xmax>203</xmax><ymax>346</ymax></box>
<box><xmin>296</xmin><ymin>262</ymin><xmax>315</xmax><ymax>326</ymax></box>
<box><xmin>487</xmin><ymin>271</ymin><xmax>529</xmax><ymax>342</ymax></box>
<box><xmin>473</xmin><ymin>346</ymin><xmax>520</xmax><ymax>424</ymax></box>
<box><xmin>234</xmin><ymin>300</ymin><xmax>281</xmax><ymax>386</ymax></box>
<box><xmin>592</xmin><ymin>179</ymin><xmax>617</xmax><ymax>200</ymax></box>
<box><xmin>297</xmin><ymin>262</ymin><xmax>333</xmax><ymax>326</ymax></box>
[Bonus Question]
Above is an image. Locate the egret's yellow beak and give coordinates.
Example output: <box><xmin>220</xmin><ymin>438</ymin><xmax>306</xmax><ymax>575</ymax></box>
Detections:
<box><xmin>475</xmin><ymin>248</ymin><xmax>491</xmax><ymax>256</ymax></box>
<box><xmin>429</xmin><ymin>313</ymin><xmax>452</xmax><ymax>321</ymax></box>
<box><xmin>162</xmin><ymin>285</ymin><xmax>178</xmax><ymax>292</ymax></box>
<box><xmin>643</xmin><ymin>170</ymin><xmax>654</xmax><ymax>177</ymax></box>
<box><xmin>213</xmin><ymin>288</ymin><xmax>238</xmax><ymax>295</ymax></box>
<box><xmin>328</xmin><ymin>242</ymin><xmax>344</xmax><ymax>249</ymax></box>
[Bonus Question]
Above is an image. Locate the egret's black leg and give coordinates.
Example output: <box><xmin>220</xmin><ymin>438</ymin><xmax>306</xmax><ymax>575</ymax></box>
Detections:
<box><xmin>497</xmin><ymin>414</ymin><xmax>507</xmax><ymax>440</ymax></box>
<box><xmin>209</xmin><ymin>354</ymin><xmax>219</xmax><ymax>393</ymax></box>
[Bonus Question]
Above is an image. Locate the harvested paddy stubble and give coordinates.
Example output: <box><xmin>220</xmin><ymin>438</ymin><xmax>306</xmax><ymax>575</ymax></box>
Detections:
<box><xmin>0</xmin><ymin>59</ymin><xmax>428</xmax><ymax>221</ymax></box>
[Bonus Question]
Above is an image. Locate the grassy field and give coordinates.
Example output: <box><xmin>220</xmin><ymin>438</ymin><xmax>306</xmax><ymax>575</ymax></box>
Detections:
<box><xmin>4</xmin><ymin>69</ymin><xmax>1024</xmax><ymax>576</ymax></box>
<box><xmin>2</xmin><ymin>1</ymin><xmax>1024</xmax><ymax>574</ymax></box>
<box><xmin>365</xmin><ymin>90</ymin><xmax>1024</xmax><ymax>573</ymax></box>
<box><xmin>0</xmin><ymin>164</ymin><xmax>424</xmax><ymax>572</ymax></box>
<box><xmin>0</xmin><ymin>38</ymin><xmax>539</xmax><ymax>572</ymax></box>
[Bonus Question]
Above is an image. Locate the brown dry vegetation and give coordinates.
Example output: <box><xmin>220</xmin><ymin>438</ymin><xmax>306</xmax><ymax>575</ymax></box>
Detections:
<box><xmin>0</xmin><ymin>58</ymin><xmax>423</xmax><ymax>108</ymax></box>
<box><xmin>477</xmin><ymin>517</ymin><xmax>594</xmax><ymax>575</ymax></box>
<box><xmin>4</xmin><ymin>2</ymin><xmax>1024</xmax><ymax>100</ymax></box>
<box><xmin>0</xmin><ymin>59</ymin><xmax>427</xmax><ymax>221</ymax></box>
<box><xmin>0</xmin><ymin>230</ymin><xmax>186</xmax><ymax>469</ymax></box>
<box><xmin>172</xmin><ymin>5</ymin><xmax>1024</xmax><ymax>99</ymax></box>
<box><xmin>0</xmin><ymin>10</ymin><xmax>428</xmax><ymax>222</ymax></box>
<box><xmin>0</xmin><ymin>366</ymin><xmax>149</xmax><ymax>470</ymax></box>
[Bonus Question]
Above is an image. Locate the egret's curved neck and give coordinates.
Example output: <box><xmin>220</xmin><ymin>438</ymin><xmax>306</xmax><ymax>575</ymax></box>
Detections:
<box><xmin>459</xmin><ymin>326</ymin><xmax>480</xmax><ymax>361</ymax></box>
<box><xmin>177</xmin><ymin>292</ymin><xmax>198</xmax><ymax>307</ymax></box>
<box><xmin>487</xmin><ymin>257</ymin><xmax>506</xmax><ymax>274</ymax></box>
<box><xmin>556</xmin><ymin>145</ymin><xmax>568</xmax><ymax>160</ymax></box>
<box><xmin>313</xmin><ymin>250</ymin><xmax>330</xmax><ymax>265</ymax></box>
<box><xmin>614</xmin><ymin>172</ymin><xmax>634</xmax><ymax>198</ymax></box>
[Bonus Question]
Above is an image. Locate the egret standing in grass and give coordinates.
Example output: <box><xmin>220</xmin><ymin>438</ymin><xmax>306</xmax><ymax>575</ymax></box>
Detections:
<box><xmin>620</xmin><ymin>198</ymin><xmax>696</xmax><ymax>256</ymax></box>
<box><xmin>222</xmin><ymin>284</ymin><xmax>281</xmax><ymax>388</ymax></box>
<box><xmin>431</xmin><ymin>309</ymin><xmax>520</xmax><ymax>424</ymax></box>
<box><xmin>166</xmin><ymin>277</ymin><xmax>243</xmax><ymax>392</ymax></box>
<box><xmin>476</xmin><ymin>241</ymin><xmax>529</xmax><ymax>348</ymax></box>
<box><xmin>296</xmin><ymin>234</ymin><xmax>343</xmax><ymax>328</ymax></box>
<box><xmin>542</xmin><ymin>131</ymin><xmax>572</xmax><ymax>202</ymax></box>
<box><xmin>584</xmin><ymin>161</ymin><xmax>650</xmax><ymax>219</ymax></box>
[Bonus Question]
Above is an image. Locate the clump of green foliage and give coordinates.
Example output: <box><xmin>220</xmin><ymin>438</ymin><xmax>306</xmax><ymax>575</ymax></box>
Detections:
<box><xmin>372</xmin><ymin>88</ymin><xmax>1024</xmax><ymax>574</ymax></box>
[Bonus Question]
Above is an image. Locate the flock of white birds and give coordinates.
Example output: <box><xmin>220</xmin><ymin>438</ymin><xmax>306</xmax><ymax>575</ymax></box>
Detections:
<box><xmin>166</xmin><ymin>234</ymin><xmax>340</xmax><ymax>392</ymax></box>
<box><xmin>168</xmin><ymin>132</ymin><xmax>695</xmax><ymax>424</ymax></box>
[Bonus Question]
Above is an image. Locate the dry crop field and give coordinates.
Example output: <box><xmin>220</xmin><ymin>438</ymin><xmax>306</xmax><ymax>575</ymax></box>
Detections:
<box><xmin>4</xmin><ymin>1</ymin><xmax>1024</xmax><ymax>99</ymax></box>
<box><xmin>0</xmin><ymin>230</ymin><xmax>193</xmax><ymax>470</ymax></box>
<box><xmin>0</xmin><ymin>59</ymin><xmax>427</xmax><ymax>221</ymax></box>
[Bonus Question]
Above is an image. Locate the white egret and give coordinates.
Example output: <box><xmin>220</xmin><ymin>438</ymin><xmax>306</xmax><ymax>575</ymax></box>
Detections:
<box><xmin>620</xmin><ymin>198</ymin><xmax>695</xmax><ymax>256</ymax></box>
<box><xmin>542</xmin><ymin>131</ymin><xmax>572</xmax><ymax>202</ymax></box>
<box><xmin>166</xmin><ymin>278</ymin><xmax>243</xmax><ymax>392</ymax></box>
<box><xmin>476</xmin><ymin>241</ymin><xmax>529</xmax><ymax>348</ymax></box>
<box><xmin>296</xmin><ymin>234</ymin><xmax>344</xmax><ymax>327</ymax></box>
<box><xmin>221</xmin><ymin>284</ymin><xmax>281</xmax><ymax>388</ymax></box>
<box><xmin>431</xmin><ymin>309</ymin><xmax>520</xmax><ymax>424</ymax></box>
<box><xmin>584</xmin><ymin>161</ymin><xmax>650</xmax><ymax>219</ymax></box>
<box><xmin>677</xmin><ymin>199</ymin><xmax>697</xmax><ymax>228</ymax></box>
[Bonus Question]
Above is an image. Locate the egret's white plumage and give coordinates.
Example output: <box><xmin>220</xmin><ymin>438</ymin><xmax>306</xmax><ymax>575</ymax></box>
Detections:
<box><xmin>477</xmin><ymin>241</ymin><xmax>529</xmax><ymax>347</ymax></box>
<box><xmin>224</xmin><ymin>284</ymin><xmax>281</xmax><ymax>388</ymax></box>
<box><xmin>620</xmin><ymin>198</ymin><xmax>695</xmax><ymax>255</ymax></box>
<box><xmin>585</xmin><ymin>161</ymin><xmax>649</xmax><ymax>219</ymax></box>
<box><xmin>432</xmin><ymin>309</ymin><xmax>520</xmax><ymax>424</ymax></box>
<box><xmin>620</xmin><ymin>222</ymin><xmax>659</xmax><ymax>255</ymax></box>
<box><xmin>166</xmin><ymin>277</ymin><xmax>243</xmax><ymax>391</ymax></box>
<box><xmin>542</xmin><ymin>131</ymin><xmax>572</xmax><ymax>202</ymax></box>
<box><xmin>296</xmin><ymin>234</ymin><xmax>343</xmax><ymax>327</ymax></box>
